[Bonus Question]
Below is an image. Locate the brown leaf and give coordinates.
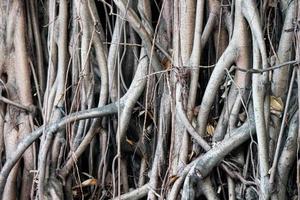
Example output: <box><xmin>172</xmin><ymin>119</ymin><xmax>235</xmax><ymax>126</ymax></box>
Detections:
<box><xmin>169</xmin><ymin>175</ymin><xmax>180</xmax><ymax>185</ymax></box>
<box><xmin>73</xmin><ymin>178</ymin><xmax>97</xmax><ymax>189</ymax></box>
<box><xmin>206</xmin><ymin>124</ymin><xmax>215</xmax><ymax>136</ymax></box>
<box><xmin>81</xmin><ymin>178</ymin><xmax>97</xmax><ymax>187</ymax></box>
<box><xmin>162</xmin><ymin>57</ymin><xmax>172</xmax><ymax>70</ymax></box>
<box><xmin>188</xmin><ymin>151</ymin><xmax>196</xmax><ymax>161</ymax></box>
<box><xmin>270</xmin><ymin>96</ymin><xmax>283</xmax><ymax>112</ymax></box>
<box><xmin>126</xmin><ymin>137</ymin><xmax>135</xmax><ymax>146</ymax></box>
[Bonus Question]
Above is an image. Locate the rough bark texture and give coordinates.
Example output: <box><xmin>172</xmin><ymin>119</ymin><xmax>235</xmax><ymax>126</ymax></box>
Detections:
<box><xmin>0</xmin><ymin>0</ymin><xmax>299</xmax><ymax>199</ymax></box>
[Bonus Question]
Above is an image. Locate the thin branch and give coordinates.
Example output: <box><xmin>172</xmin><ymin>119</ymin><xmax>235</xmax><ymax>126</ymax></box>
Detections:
<box><xmin>234</xmin><ymin>60</ymin><xmax>298</xmax><ymax>74</ymax></box>
<box><xmin>0</xmin><ymin>102</ymin><xmax>120</xmax><ymax>198</ymax></box>
<box><xmin>0</xmin><ymin>96</ymin><xmax>33</xmax><ymax>113</ymax></box>
<box><xmin>269</xmin><ymin>67</ymin><xmax>296</xmax><ymax>187</ymax></box>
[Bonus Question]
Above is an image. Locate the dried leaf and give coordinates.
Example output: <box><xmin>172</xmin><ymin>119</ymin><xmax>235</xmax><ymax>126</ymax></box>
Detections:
<box><xmin>73</xmin><ymin>178</ymin><xmax>97</xmax><ymax>189</ymax></box>
<box><xmin>162</xmin><ymin>57</ymin><xmax>172</xmax><ymax>70</ymax></box>
<box><xmin>239</xmin><ymin>112</ymin><xmax>246</xmax><ymax>122</ymax></box>
<box><xmin>188</xmin><ymin>151</ymin><xmax>196</xmax><ymax>161</ymax></box>
<box><xmin>126</xmin><ymin>137</ymin><xmax>135</xmax><ymax>146</ymax></box>
<box><xmin>270</xmin><ymin>96</ymin><xmax>283</xmax><ymax>112</ymax></box>
<box><xmin>81</xmin><ymin>178</ymin><xmax>97</xmax><ymax>187</ymax></box>
<box><xmin>206</xmin><ymin>124</ymin><xmax>215</xmax><ymax>136</ymax></box>
<box><xmin>169</xmin><ymin>175</ymin><xmax>180</xmax><ymax>185</ymax></box>
<box><xmin>138</xmin><ymin>110</ymin><xmax>145</xmax><ymax>116</ymax></box>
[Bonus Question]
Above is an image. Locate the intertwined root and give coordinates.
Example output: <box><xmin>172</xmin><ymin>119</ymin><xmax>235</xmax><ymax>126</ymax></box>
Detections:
<box><xmin>0</xmin><ymin>0</ymin><xmax>299</xmax><ymax>199</ymax></box>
